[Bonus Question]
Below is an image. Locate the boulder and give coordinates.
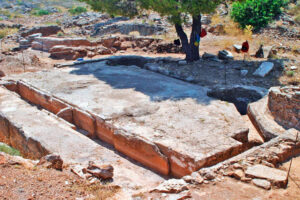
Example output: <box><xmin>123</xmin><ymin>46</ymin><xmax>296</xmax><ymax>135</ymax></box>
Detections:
<box><xmin>253</xmin><ymin>62</ymin><xmax>274</xmax><ymax>77</ymax></box>
<box><xmin>20</xmin><ymin>25</ymin><xmax>62</xmax><ymax>37</ymax></box>
<box><xmin>245</xmin><ymin>164</ymin><xmax>287</xmax><ymax>187</ymax></box>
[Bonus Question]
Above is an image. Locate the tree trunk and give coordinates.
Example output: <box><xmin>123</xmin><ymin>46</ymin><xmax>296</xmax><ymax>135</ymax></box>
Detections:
<box><xmin>175</xmin><ymin>15</ymin><xmax>202</xmax><ymax>62</ymax></box>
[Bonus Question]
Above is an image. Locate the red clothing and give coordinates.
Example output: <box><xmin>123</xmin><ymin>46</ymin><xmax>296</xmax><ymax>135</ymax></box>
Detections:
<box><xmin>200</xmin><ymin>29</ymin><xmax>207</xmax><ymax>38</ymax></box>
<box><xmin>242</xmin><ymin>41</ymin><xmax>249</xmax><ymax>53</ymax></box>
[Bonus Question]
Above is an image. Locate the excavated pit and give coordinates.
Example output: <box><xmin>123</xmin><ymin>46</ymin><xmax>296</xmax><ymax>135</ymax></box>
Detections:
<box><xmin>207</xmin><ymin>86</ymin><xmax>267</xmax><ymax>115</ymax></box>
<box><xmin>0</xmin><ymin>61</ymin><xmax>255</xmax><ymax>178</ymax></box>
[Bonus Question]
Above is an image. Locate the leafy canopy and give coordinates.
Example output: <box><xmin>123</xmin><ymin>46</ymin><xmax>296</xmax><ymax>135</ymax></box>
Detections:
<box><xmin>81</xmin><ymin>0</ymin><xmax>223</xmax><ymax>24</ymax></box>
<box><xmin>231</xmin><ymin>0</ymin><xmax>288</xmax><ymax>30</ymax></box>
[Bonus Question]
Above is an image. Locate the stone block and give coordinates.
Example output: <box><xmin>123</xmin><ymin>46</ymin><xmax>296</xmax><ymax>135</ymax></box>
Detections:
<box><xmin>113</xmin><ymin>130</ymin><xmax>169</xmax><ymax>176</ymax></box>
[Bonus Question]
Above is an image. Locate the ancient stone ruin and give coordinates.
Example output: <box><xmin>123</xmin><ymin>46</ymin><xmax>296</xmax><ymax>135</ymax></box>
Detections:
<box><xmin>268</xmin><ymin>86</ymin><xmax>300</xmax><ymax>130</ymax></box>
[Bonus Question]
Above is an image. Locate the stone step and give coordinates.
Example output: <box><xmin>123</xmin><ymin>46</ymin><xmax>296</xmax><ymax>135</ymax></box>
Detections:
<box><xmin>0</xmin><ymin>86</ymin><xmax>164</xmax><ymax>192</ymax></box>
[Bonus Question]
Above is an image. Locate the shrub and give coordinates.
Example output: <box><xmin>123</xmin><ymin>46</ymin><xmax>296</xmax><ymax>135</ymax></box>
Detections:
<box><xmin>33</xmin><ymin>9</ymin><xmax>50</xmax><ymax>16</ymax></box>
<box><xmin>57</xmin><ymin>31</ymin><xmax>64</xmax><ymax>37</ymax></box>
<box><xmin>286</xmin><ymin>70</ymin><xmax>295</xmax><ymax>77</ymax></box>
<box><xmin>231</xmin><ymin>0</ymin><xmax>288</xmax><ymax>30</ymax></box>
<box><xmin>68</xmin><ymin>6</ymin><xmax>87</xmax><ymax>15</ymax></box>
<box><xmin>0</xmin><ymin>143</ymin><xmax>21</xmax><ymax>156</ymax></box>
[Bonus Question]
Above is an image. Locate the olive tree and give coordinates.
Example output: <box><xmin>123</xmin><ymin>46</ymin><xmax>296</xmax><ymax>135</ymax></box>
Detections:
<box><xmin>81</xmin><ymin>0</ymin><xmax>224</xmax><ymax>62</ymax></box>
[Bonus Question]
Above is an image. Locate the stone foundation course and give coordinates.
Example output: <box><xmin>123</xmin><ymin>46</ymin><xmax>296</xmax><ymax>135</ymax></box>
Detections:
<box><xmin>2</xmin><ymin>61</ymin><xmax>250</xmax><ymax>177</ymax></box>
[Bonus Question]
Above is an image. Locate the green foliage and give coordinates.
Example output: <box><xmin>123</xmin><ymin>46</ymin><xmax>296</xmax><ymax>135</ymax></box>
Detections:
<box><xmin>68</xmin><ymin>6</ymin><xmax>87</xmax><ymax>15</ymax></box>
<box><xmin>81</xmin><ymin>0</ymin><xmax>223</xmax><ymax>23</ymax></box>
<box><xmin>57</xmin><ymin>31</ymin><xmax>64</xmax><ymax>37</ymax></box>
<box><xmin>231</xmin><ymin>0</ymin><xmax>288</xmax><ymax>30</ymax></box>
<box><xmin>286</xmin><ymin>70</ymin><xmax>294</xmax><ymax>77</ymax></box>
<box><xmin>0</xmin><ymin>143</ymin><xmax>21</xmax><ymax>156</ymax></box>
<box><xmin>33</xmin><ymin>9</ymin><xmax>50</xmax><ymax>16</ymax></box>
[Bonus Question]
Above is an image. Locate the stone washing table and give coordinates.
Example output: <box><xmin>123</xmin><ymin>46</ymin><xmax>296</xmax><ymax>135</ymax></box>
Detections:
<box><xmin>3</xmin><ymin>61</ymin><xmax>249</xmax><ymax>177</ymax></box>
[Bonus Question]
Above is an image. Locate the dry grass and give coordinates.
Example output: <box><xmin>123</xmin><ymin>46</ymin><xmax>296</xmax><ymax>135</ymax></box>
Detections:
<box><xmin>129</xmin><ymin>31</ymin><xmax>141</xmax><ymax>37</ymax></box>
<box><xmin>0</xmin><ymin>28</ymin><xmax>18</xmax><ymax>39</ymax></box>
<box><xmin>281</xmin><ymin>67</ymin><xmax>300</xmax><ymax>86</ymax></box>
<box><xmin>72</xmin><ymin>183</ymin><xmax>120</xmax><ymax>200</ymax></box>
<box><xmin>211</xmin><ymin>14</ymin><xmax>254</xmax><ymax>38</ymax></box>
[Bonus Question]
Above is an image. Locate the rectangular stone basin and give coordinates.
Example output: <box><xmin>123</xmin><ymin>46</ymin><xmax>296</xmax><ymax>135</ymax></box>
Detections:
<box><xmin>3</xmin><ymin>61</ymin><xmax>249</xmax><ymax>177</ymax></box>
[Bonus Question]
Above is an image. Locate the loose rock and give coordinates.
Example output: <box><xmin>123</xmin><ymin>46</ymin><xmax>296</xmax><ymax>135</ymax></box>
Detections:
<box><xmin>228</xmin><ymin>169</ymin><xmax>245</xmax><ymax>180</ymax></box>
<box><xmin>233</xmin><ymin>44</ymin><xmax>242</xmax><ymax>53</ymax></box>
<box><xmin>83</xmin><ymin>161</ymin><xmax>114</xmax><ymax>180</ymax></box>
<box><xmin>151</xmin><ymin>179</ymin><xmax>188</xmax><ymax>194</ymax></box>
<box><xmin>38</xmin><ymin>154</ymin><xmax>63</xmax><ymax>171</ymax></box>
<box><xmin>252</xmin><ymin>179</ymin><xmax>271</xmax><ymax>190</ymax></box>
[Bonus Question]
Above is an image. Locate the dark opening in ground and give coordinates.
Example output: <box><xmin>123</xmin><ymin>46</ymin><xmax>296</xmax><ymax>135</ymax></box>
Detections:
<box><xmin>207</xmin><ymin>86</ymin><xmax>266</xmax><ymax>115</ymax></box>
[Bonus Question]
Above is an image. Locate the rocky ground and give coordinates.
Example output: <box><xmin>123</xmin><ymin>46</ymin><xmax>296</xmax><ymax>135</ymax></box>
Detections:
<box><xmin>0</xmin><ymin>0</ymin><xmax>299</xmax><ymax>200</ymax></box>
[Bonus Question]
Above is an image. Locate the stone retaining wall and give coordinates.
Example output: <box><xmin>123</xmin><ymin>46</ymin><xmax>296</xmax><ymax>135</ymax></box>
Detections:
<box><xmin>268</xmin><ymin>86</ymin><xmax>300</xmax><ymax>130</ymax></box>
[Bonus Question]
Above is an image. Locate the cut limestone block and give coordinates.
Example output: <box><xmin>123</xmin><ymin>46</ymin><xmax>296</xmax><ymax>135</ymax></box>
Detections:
<box><xmin>245</xmin><ymin>164</ymin><xmax>287</xmax><ymax>188</ymax></box>
<box><xmin>247</xmin><ymin>97</ymin><xmax>286</xmax><ymax>141</ymax></box>
<box><xmin>3</xmin><ymin>62</ymin><xmax>249</xmax><ymax>177</ymax></box>
<box><xmin>0</xmin><ymin>86</ymin><xmax>165</xmax><ymax>191</ymax></box>
<box><xmin>253</xmin><ymin>62</ymin><xmax>274</xmax><ymax>77</ymax></box>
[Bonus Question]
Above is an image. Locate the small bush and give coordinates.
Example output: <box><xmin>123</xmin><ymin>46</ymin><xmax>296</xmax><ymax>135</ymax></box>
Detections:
<box><xmin>33</xmin><ymin>9</ymin><xmax>50</xmax><ymax>16</ymax></box>
<box><xmin>231</xmin><ymin>0</ymin><xmax>288</xmax><ymax>30</ymax></box>
<box><xmin>0</xmin><ymin>143</ymin><xmax>21</xmax><ymax>156</ymax></box>
<box><xmin>57</xmin><ymin>31</ymin><xmax>64</xmax><ymax>37</ymax></box>
<box><xmin>286</xmin><ymin>70</ymin><xmax>295</xmax><ymax>77</ymax></box>
<box><xmin>68</xmin><ymin>6</ymin><xmax>87</xmax><ymax>15</ymax></box>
